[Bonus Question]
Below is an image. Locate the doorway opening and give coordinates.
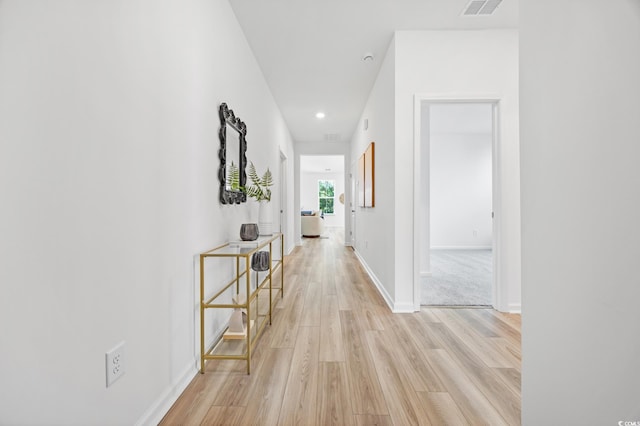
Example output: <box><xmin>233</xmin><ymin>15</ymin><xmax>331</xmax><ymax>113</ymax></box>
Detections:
<box><xmin>299</xmin><ymin>155</ymin><xmax>346</xmax><ymax>243</ymax></box>
<box><xmin>420</xmin><ymin>102</ymin><xmax>496</xmax><ymax>306</ymax></box>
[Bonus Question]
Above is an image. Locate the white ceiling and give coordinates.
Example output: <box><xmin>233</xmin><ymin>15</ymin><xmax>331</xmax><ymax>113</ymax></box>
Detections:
<box><xmin>228</xmin><ymin>0</ymin><xmax>518</xmax><ymax>145</ymax></box>
<box><xmin>300</xmin><ymin>155</ymin><xmax>345</xmax><ymax>174</ymax></box>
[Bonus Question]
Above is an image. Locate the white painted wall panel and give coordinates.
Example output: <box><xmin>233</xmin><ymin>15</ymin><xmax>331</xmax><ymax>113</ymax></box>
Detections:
<box><xmin>521</xmin><ymin>0</ymin><xmax>640</xmax><ymax>423</ymax></box>
<box><xmin>350</xmin><ymin>38</ymin><xmax>397</xmax><ymax>303</ymax></box>
<box><xmin>430</xmin><ymin>132</ymin><xmax>492</xmax><ymax>248</ymax></box>
<box><xmin>0</xmin><ymin>0</ymin><xmax>294</xmax><ymax>424</ymax></box>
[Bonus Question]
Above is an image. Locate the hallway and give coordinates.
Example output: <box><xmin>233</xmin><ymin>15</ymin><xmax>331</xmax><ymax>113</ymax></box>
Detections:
<box><xmin>162</xmin><ymin>229</ymin><xmax>521</xmax><ymax>425</ymax></box>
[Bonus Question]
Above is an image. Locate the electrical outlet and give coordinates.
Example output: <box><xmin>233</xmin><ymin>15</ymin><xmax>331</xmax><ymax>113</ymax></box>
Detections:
<box><xmin>105</xmin><ymin>341</ymin><xmax>126</xmax><ymax>387</ymax></box>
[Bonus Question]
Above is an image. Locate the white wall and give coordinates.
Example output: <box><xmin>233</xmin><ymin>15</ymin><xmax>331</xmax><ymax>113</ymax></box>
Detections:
<box><xmin>352</xmin><ymin>30</ymin><xmax>519</xmax><ymax>312</ymax></box>
<box><xmin>0</xmin><ymin>1</ymin><xmax>294</xmax><ymax>424</ymax></box>
<box><xmin>300</xmin><ymin>171</ymin><xmax>345</xmax><ymax>228</ymax></box>
<box><xmin>521</xmin><ymin>0</ymin><xmax>640</xmax><ymax>424</ymax></box>
<box><xmin>351</xmin><ymin>38</ymin><xmax>397</xmax><ymax>304</ymax></box>
<box><xmin>396</xmin><ymin>30</ymin><xmax>520</xmax><ymax>312</ymax></box>
<box><xmin>430</xmin><ymin>131</ymin><xmax>492</xmax><ymax>248</ymax></box>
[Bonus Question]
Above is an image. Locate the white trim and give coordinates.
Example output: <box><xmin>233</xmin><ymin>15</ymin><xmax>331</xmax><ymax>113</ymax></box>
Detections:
<box><xmin>414</xmin><ymin>93</ymin><xmax>503</xmax><ymax>102</ymax></box>
<box><xmin>279</xmin><ymin>148</ymin><xmax>288</xmax><ymax>244</ymax></box>
<box><xmin>350</xmin><ymin>161</ymin><xmax>357</xmax><ymax>248</ymax></box>
<box><xmin>393</xmin><ymin>302</ymin><xmax>417</xmax><ymax>314</ymax></box>
<box><xmin>354</xmin><ymin>249</ymin><xmax>417</xmax><ymax>313</ymax></box>
<box><xmin>430</xmin><ymin>246</ymin><xmax>493</xmax><ymax>250</ymax></box>
<box><xmin>490</xmin><ymin>102</ymin><xmax>503</xmax><ymax>311</ymax></box>
<box><xmin>508</xmin><ymin>303</ymin><xmax>521</xmax><ymax>314</ymax></box>
<box><xmin>278</xmin><ymin>146</ymin><xmax>288</xmax><ymax>160</ymax></box>
<box><xmin>354</xmin><ymin>249</ymin><xmax>393</xmax><ymax>311</ymax></box>
<box><xmin>413</xmin><ymin>96</ymin><xmax>423</xmax><ymax>312</ymax></box>
<box><xmin>420</xmin><ymin>271</ymin><xmax>432</xmax><ymax>277</ymax></box>
<box><xmin>134</xmin><ymin>363</ymin><xmax>196</xmax><ymax>426</ymax></box>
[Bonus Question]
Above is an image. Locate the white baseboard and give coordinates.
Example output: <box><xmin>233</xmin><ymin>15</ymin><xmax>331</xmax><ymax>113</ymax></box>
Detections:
<box><xmin>392</xmin><ymin>302</ymin><xmax>417</xmax><ymax>313</ymax></box>
<box><xmin>431</xmin><ymin>246</ymin><xmax>492</xmax><ymax>250</ymax></box>
<box><xmin>494</xmin><ymin>302</ymin><xmax>521</xmax><ymax>314</ymax></box>
<box><xmin>353</xmin><ymin>250</ymin><xmax>393</xmax><ymax>311</ymax></box>
<box><xmin>353</xmin><ymin>250</ymin><xmax>417</xmax><ymax>313</ymax></box>
<box><xmin>420</xmin><ymin>271</ymin><xmax>432</xmax><ymax>277</ymax></box>
<box><xmin>135</xmin><ymin>362</ymin><xmax>197</xmax><ymax>426</ymax></box>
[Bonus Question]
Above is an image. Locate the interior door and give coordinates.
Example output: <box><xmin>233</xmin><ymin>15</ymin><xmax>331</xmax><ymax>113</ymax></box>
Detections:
<box><xmin>350</xmin><ymin>168</ymin><xmax>356</xmax><ymax>247</ymax></box>
<box><xmin>279</xmin><ymin>151</ymin><xmax>287</xmax><ymax>234</ymax></box>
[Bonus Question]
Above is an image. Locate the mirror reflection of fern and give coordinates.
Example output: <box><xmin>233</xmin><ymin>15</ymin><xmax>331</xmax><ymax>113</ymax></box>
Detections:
<box><xmin>243</xmin><ymin>162</ymin><xmax>272</xmax><ymax>202</ymax></box>
<box><xmin>227</xmin><ymin>161</ymin><xmax>240</xmax><ymax>191</ymax></box>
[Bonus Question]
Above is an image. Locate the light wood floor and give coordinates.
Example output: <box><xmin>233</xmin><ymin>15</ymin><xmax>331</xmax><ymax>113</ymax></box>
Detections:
<box><xmin>161</xmin><ymin>228</ymin><xmax>521</xmax><ymax>425</ymax></box>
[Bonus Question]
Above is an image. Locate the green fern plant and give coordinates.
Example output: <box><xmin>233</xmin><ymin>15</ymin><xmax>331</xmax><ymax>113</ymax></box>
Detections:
<box><xmin>243</xmin><ymin>162</ymin><xmax>273</xmax><ymax>202</ymax></box>
<box><xmin>227</xmin><ymin>161</ymin><xmax>240</xmax><ymax>191</ymax></box>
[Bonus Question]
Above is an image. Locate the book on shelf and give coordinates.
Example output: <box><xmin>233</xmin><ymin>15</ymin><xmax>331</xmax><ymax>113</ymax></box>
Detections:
<box><xmin>228</xmin><ymin>240</ymin><xmax>260</xmax><ymax>248</ymax></box>
<box><xmin>223</xmin><ymin>320</ymin><xmax>254</xmax><ymax>340</ymax></box>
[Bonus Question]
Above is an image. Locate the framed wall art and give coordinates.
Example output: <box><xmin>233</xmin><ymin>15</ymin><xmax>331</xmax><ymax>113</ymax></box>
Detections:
<box><xmin>357</xmin><ymin>142</ymin><xmax>375</xmax><ymax>208</ymax></box>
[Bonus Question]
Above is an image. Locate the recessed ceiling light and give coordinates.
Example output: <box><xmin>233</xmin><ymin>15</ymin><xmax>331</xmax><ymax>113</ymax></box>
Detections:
<box><xmin>316</xmin><ymin>112</ymin><xmax>325</xmax><ymax>119</ymax></box>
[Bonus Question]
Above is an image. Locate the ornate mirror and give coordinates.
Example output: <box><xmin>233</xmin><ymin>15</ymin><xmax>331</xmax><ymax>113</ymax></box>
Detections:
<box><xmin>218</xmin><ymin>103</ymin><xmax>247</xmax><ymax>204</ymax></box>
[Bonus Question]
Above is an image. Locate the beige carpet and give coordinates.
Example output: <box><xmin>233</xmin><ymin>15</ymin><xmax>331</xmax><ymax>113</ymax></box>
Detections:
<box><xmin>421</xmin><ymin>249</ymin><xmax>492</xmax><ymax>306</ymax></box>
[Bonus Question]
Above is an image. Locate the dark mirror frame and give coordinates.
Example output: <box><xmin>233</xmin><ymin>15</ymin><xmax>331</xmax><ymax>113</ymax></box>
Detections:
<box><xmin>218</xmin><ymin>103</ymin><xmax>247</xmax><ymax>204</ymax></box>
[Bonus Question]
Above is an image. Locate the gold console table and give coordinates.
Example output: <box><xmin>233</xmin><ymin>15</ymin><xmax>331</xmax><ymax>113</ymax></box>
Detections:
<box><xmin>199</xmin><ymin>233</ymin><xmax>284</xmax><ymax>374</ymax></box>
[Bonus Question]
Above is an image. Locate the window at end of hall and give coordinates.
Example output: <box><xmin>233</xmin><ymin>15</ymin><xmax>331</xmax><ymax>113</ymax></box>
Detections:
<box><xmin>318</xmin><ymin>179</ymin><xmax>334</xmax><ymax>214</ymax></box>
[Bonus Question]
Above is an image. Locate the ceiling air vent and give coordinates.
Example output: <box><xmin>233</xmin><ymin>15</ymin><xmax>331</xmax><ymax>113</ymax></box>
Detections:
<box><xmin>324</xmin><ymin>133</ymin><xmax>341</xmax><ymax>142</ymax></box>
<box><xmin>462</xmin><ymin>0</ymin><xmax>502</xmax><ymax>16</ymax></box>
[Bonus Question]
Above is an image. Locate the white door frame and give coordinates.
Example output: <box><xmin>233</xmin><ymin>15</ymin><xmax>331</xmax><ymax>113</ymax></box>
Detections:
<box><xmin>349</xmin><ymin>162</ymin><xmax>357</xmax><ymax>247</ymax></box>
<box><xmin>413</xmin><ymin>94</ymin><xmax>502</xmax><ymax>311</ymax></box>
<box><xmin>279</xmin><ymin>149</ymin><xmax>288</xmax><ymax>237</ymax></box>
